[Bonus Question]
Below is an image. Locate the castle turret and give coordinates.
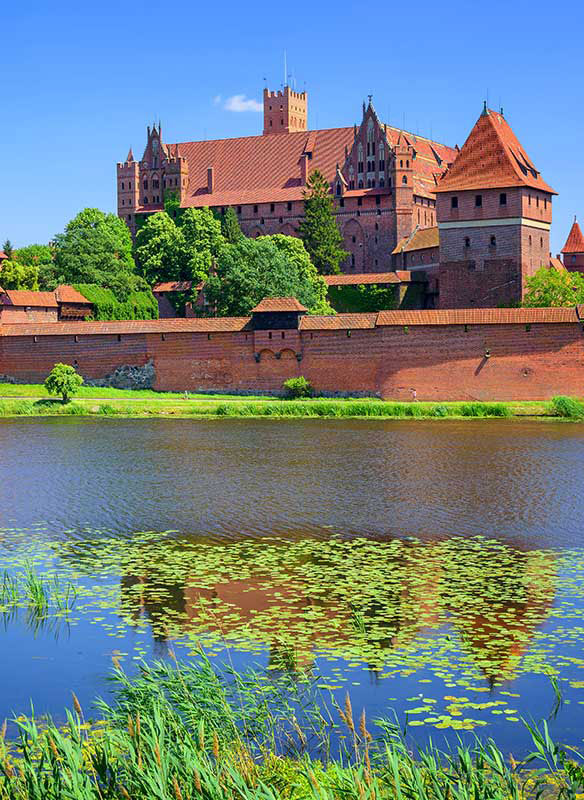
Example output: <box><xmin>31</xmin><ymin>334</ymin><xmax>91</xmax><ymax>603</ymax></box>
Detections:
<box><xmin>117</xmin><ymin>148</ymin><xmax>140</xmax><ymax>235</ymax></box>
<box><xmin>435</xmin><ymin>105</ymin><xmax>556</xmax><ymax>308</ymax></box>
<box><xmin>561</xmin><ymin>218</ymin><xmax>584</xmax><ymax>273</ymax></box>
<box><xmin>392</xmin><ymin>137</ymin><xmax>414</xmax><ymax>245</ymax></box>
<box><xmin>263</xmin><ymin>86</ymin><xmax>307</xmax><ymax>135</ymax></box>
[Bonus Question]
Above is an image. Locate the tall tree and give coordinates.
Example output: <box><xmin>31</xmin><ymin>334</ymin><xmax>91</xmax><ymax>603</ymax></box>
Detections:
<box><xmin>298</xmin><ymin>170</ymin><xmax>347</xmax><ymax>275</ymax></box>
<box><xmin>2</xmin><ymin>239</ymin><xmax>13</xmax><ymax>259</ymax></box>
<box><xmin>522</xmin><ymin>266</ymin><xmax>584</xmax><ymax>307</ymax></box>
<box><xmin>47</xmin><ymin>208</ymin><xmax>141</xmax><ymax>296</ymax></box>
<box><xmin>221</xmin><ymin>207</ymin><xmax>244</xmax><ymax>244</ymax></box>
<box><xmin>180</xmin><ymin>208</ymin><xmax>224</xmax><ymax>282</ymax></box>
<box><xmin>14</xmin><ymin>244</ymin><xmax>54</xmax><ymax>269</ymax></box>
<box><xmin>134</xmin><ymin>212</ymin><xmax>187</xmax><ymax>285</ymax></box>
<box><xmin>204</xmin><ymin>235</ymin><xmax>333</xmax><ymax>317</ymax></box>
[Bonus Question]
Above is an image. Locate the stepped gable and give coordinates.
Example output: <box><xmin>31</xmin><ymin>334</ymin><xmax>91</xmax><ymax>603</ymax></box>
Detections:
<box><xmin>435</xmin><ymin>108</ymin><xmax>555</xmax><ymax>194</ymax></box>
<box><xmin>381</xmin><ymin>127</ymin><xmax>457</xmax><ymax>199</ymax></box>
<box><xmin>561</xmin><ymin>219</ymin><xmax>584</xmax><ymax>253</ymax></box>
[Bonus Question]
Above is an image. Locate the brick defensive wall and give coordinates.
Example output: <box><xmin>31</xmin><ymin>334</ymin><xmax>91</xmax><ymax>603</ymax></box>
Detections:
<box><xmin>1</xmin><ymin>305</ymin><xmax>583</xmax><ymax>401</ymax></box>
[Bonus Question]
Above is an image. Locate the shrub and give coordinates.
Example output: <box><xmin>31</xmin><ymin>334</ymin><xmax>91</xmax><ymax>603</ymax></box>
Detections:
<box><xmin>98</xmin><ymin>404</ymin><xmax>119</xmax><ymax>416</ymax></box>
<box><xmin>283</xmin><ymin>376</ymin><xmax>312</xmax><ymax>399</ymax></box>
<box><xmin>44</xmin><ymin>363</ymin><xmax>84</xmax><ymax>404</ymax></box>
<box><xmin>432</xmin><ymin>404</ymin><xmax>450</xmax><ymax>417</ymax></box>
<box><xmin>551</xmin><ymin>396</ymin><xmax>584</xmax><ymax>419</ymax></box>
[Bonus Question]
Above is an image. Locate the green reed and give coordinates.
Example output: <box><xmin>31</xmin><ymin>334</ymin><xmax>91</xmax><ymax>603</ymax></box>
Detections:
<box><xmin>0</xmin><ymin>565</ymin><xmax>76</xmax><ymax>616</ymax></box>
<box><xmin>0</xmin><ymin>653</ymin><xmax>582</xmax><ymax>800</ymax></box>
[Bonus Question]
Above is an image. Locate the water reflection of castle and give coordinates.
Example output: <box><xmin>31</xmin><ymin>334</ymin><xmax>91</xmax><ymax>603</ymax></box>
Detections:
<box><xmin>119</xmin><ymin>538</ymin><xmax>556</xmax><ymax>682</ymax></box>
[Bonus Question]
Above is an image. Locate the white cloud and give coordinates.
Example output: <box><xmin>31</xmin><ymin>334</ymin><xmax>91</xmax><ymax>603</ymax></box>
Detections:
<box><xmin>223</xmin><ymin>94</ymin><xmax>262</xmax><ymax>113</ymax></box>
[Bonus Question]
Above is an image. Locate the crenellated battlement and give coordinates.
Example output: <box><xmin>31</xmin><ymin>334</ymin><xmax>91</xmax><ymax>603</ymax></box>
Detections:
<box><xmin>263</xmin><ymin>85</ymin><xmax>307</xmax><ymax>135</ymax></box>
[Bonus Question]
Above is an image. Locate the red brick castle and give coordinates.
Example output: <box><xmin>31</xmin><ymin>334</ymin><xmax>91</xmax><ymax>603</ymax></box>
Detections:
<box><xmin>117</xmin><ymin>87</ymin><xmax>560</xmax><ymax>309</ymax></box>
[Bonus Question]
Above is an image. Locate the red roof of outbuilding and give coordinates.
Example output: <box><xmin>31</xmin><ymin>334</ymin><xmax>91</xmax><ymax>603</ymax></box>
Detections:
<box><xmin>435</xmin><ymin>109</ymin><xmax>555</xmax><ymax>194</ymax></box>
<box><xmin>55</xmin><ymin>285</ymin><xmax>93</xmax><ymax>304</ymax></box>
<box><xmin>251</xmin><ymin>297</ymin><xmax>307</xmax><ymax>313</ymax></box>
<box><xmin>561</xmin><ymin>219</ymin><xmax>584</xmax><ymax>254</ymax></box>
<box><xmin>1</xmin><ymin>290</ymin><xmax>58</xmax><ymax>308</ymax></box>
<box><xmin>324</xmin><ymin>272</ymin><xmax>401</xmax><ymax>286</ymax></box>
<box><xmin>0</xmin><ymin>251</ymin><xmax>7</xmax><ymax>261</ymax></box>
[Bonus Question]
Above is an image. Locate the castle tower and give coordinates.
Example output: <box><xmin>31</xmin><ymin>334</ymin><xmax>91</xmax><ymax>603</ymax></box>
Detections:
<box><xmin>392</xmin><ymin>137</ymin><xmax>414</xmax><ymax>245</ymax></box>
<box><xmin>117</xmin><ymin>148</ymin><xmax>140</xmax><ymax>235</ymax></box>
<box><xmin>263</xmin><ymin>86</ymin><xmax>307</xmax><ymax>135</ymax></box>
<box><xmin>561</xmin><ymin>218</ymin><xmax>584</xmax><ymax>273</ymax></box>
<box><xmin>435</xmin><ymin>105</ymin><xmax>556</xmax><ymax>308</ymax></box>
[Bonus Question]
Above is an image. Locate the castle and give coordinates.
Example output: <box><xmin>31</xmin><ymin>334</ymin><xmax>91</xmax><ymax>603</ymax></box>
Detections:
<box><xmin>117</xmin><ymin>87</ymin><xmax>573</xmax><ymax>309</ymax></box>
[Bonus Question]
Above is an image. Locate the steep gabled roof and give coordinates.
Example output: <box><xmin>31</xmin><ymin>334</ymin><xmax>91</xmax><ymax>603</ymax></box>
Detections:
<box><xmin>435</xmin><ymin>108</ymin><xmax>555</xmax><ymax>194</ymax></box>
<box><xmin>561</xmin><ymin>219</ymin><xmax>584</xmax><ymax>254</ymax></box>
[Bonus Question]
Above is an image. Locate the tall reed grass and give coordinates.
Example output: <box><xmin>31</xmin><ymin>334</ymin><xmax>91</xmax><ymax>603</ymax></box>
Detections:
<box><xmin>0</xmin><ymin>653</ymin><xmax>582</xmax><ymax>799</ymax></box>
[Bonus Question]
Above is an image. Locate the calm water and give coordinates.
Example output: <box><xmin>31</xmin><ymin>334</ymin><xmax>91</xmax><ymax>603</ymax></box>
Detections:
<box><xmin>1</xmin><ymin>417</ymin><xmax>584</xmax><ymax>754</ymax></box>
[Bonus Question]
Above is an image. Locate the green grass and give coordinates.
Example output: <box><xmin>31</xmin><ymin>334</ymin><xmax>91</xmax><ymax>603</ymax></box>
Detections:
<box><xmin>0</xmin><ymin>383</ymin><xmax>275</xmax><ymax>401</ymax></box>
<box><xmin>551</xmin><ymin>395</ymin><xmax>584</xmax><ymax>419</ymax></box>
<box><xmin>0</xmin><ymin>652</ymin><xmax>581</xmax><ymax>799</ymax></box>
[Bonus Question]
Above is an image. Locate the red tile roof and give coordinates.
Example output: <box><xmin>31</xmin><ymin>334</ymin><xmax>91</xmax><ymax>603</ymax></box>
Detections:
<box><xmin>376</xmin><ymin>307</ymin><xmax>578</xmax><ymax>325</ymax></box>
<box><xmin>300</xmin><ymin>313</ymin><xmax>377</xmax><ymax>330</ymax></box>
<box><xmin>435</xmin><ymin>109</ymin><xmax>555</xmax><ymax>194</ymax></box>
<box><xmin>561</xmin><ymin>219</ymin><xmax>584</xmax><ymax>254</ymax></box>
<box><xmin>153</xmin><ymin>281</ymin><xmax>198</xmax><ymax>292</ymax></box>
<box><xmin>1</xmin><ymin>290</ymin><xmax>59</xmax><ymax>308</ymax></box>
<box><xmin>324</xmin><ymin>272</ymin><xmax>401</xmax><ymax>286</ymax></box>
<box><xmin>392</xmin><ymin>226</ymin><xmax>439</xmax><ymax>254</ymax></box>
<box><xmin>0</xmin><ymin>251</ymin><xmax>7</xmax><ymax>262</ymax></box>
<box><xmin>549</xmin><ymin>257</ymin><xmax>566</xmax><ymax>272</ymax></box>
<box><xmin>0</xmin><ymin>318</ymin><xmax>252</xmax><ymax>336</ymax></box>
<box><xmin>251</xmin><ymin>297</ymin><xmax>307</xmax><ymax>313</ymax></box>
<box><xmin>55</xmin><ymin>285</ymin><xmax>93</xmax><ymax>304</ymax></box>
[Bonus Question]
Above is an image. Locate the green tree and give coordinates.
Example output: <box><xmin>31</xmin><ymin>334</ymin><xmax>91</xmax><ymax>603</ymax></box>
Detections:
<box><xmin>298</xmin><ymin>170</ymin><xmax>347</xmax><ymax>275</ymax></box>
<box><xmin>268</xmin><ymin>234</ymin><xmax>333</xmax><ymax>314</ymax></box>
<box><xmin>180</xmin><ymin>208</ymin><xmax>224</xmax><ymax>282</ymax></box>
<box><xmin>14</xmin><ymin>244</ymin><xmax>54</xmax><ymax>269</ymax></box>
<box><xmin>44</xmin><ymin>363</ymin><xmax>84</xmax><ymax>404</ymax></box>
<box><xmin>522</xmin><ymin>266</ymin><xmax>584</xmax><ymax>307</ymax></box>
<box><xmin>2</xmin><ymin>239</ymin><xmax>13</xmax><ymax>259</ymax></box>
<box><xmin>134</xmin><ymin>212</ymin><xmax>187</xmax><ymax>285</ymax></box>
<box><xmin>47</xmin><ymin>208</ymin><xmax>138</xmax><ymax>295</ymax></box>
<box><xmin>221</xmin><ymin>207</ymin><xmax>244</xmax><ymax>244</ymax></box>
<box><xmin>0</xmin><ymin>259</ymin><xmax>39</xmax><ymax>290</ymax></box>
<box><xmin>204</xmin><ymin>235</ymin><xmax>333</xmax><ymax>317</ymax></box>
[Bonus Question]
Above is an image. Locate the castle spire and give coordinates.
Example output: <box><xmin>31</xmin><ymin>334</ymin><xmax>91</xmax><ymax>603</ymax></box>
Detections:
<box><xmin>126</xmin><ymin>147</ymin><xmax>134</xmax><ymax>162</ymax></box>
<box><xmin>561</xmin><ymin>218</ymin><xmax>584</xmax><ymax>254</ymax></box>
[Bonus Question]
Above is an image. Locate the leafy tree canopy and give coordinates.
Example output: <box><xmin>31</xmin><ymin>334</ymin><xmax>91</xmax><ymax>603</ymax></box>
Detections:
<box><xmin>299</xmin><ymin>170</ymin><xmax>348</xmax><ymax>275</ymax></box>
<box><xmin>43</xmin><ymin>209</ymin><xmax>140</xmax><ymax>296</ymax></box>
<box><xmin>14</xmin><ymin>244</ymin><xmax>54</xmax><ymax>268</ymax></box>
<box><xmin>180</xmin><ymin>208</ymin><xmax>224</xmax><ymax>282</ymax></box>
<box><xmin>522</xmin><ymin>266</ymin><xmax>584</xmax><ymax>307</ymax></box>
<box><xmin>0</xmin><ymin>260</ymin><xmax>39</xmax><ymax>290</ymax></box>
<box><xmin>44</xmin><ymin>363</ymin><xmax>84</xmax><ymax>403</ymax></box>
<box><xmin>134</xmin><ymin>212</ymin><xmax>188</xmax><ymax>286</ymax></box>
<box><xmin>204</xmin><ymin>235</ymin><xmax>334</xmax><ymax>317</ymax></box>
<box><xmin>220</xmin><ymin>207</ymin><xmax>244</xmax><ymax>244</ymax></box>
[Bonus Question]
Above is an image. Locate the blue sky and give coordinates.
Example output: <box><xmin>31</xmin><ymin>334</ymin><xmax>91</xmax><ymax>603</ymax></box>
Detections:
<box><xmin>2</xmin><ymin>0</ymin><xmax>583</xmax><ymax>254</ymax></box>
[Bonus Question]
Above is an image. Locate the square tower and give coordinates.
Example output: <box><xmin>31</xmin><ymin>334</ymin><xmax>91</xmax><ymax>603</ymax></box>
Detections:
<box><xmin>263</xmin><ymin>86</ymin><xmax>307</xmax><ymax>135</ymax></box>
<box><xmin>435</xmin><ymin>106</ymin><xmax>556</xmax><ymax>308</ymax></box>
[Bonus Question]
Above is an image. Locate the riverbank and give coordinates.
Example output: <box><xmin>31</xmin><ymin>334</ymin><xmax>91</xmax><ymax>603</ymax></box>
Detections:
<box><xmin>0</xmin><ymin>653</ymin><xmax>578</xmax><ymax>799</ymax></box>
<box><xmin>0</xmin><ymin>391</ymin><xmax>583</xmax><ymax>419</ymax></box>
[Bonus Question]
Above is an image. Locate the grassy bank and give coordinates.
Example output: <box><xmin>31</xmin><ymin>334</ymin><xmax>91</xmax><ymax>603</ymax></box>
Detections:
<box><xmin>0</xmin><ymin>653</ymin><xmax>581</xmax><ymax>799</ymax></box>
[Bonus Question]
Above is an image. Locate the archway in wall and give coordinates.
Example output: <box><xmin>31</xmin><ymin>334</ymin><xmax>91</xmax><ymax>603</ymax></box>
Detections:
<box><xmin>342</xmin><ymin>219</ymin><xmax>365</xmax><ymax>271</ymax></box>
<box><xmin>256</xmin><ymin>347</ymin><xmax>300</xmax><ymax>391</ymax></box>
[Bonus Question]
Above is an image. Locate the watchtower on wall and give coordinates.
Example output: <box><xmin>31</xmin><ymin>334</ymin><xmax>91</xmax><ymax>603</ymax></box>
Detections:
<box><xmin>263</xmin><ymin>86</ymin><xmax>307</xmax><ymax>135</ymax></box>
<box><xmin>435</xmin><ymin>105</ymin><xmax>556</xmax><ymax>308</ymax></box>
<box><xmin>117</xmin><ymin>149</ymin><xmax>140</xmax><ymax>235</ymax></box>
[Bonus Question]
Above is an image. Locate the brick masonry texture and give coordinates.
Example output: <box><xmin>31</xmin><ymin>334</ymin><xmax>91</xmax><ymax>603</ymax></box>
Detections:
<box><xmin>1</xmin><ymin>315</ymin><xmax>583</xmax><ymax>400</ymax></box>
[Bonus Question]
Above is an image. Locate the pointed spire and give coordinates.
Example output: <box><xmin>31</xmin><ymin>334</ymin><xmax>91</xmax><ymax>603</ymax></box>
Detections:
<box><xmin>126</xmin><ymin>147</ymin><xmax>134</xmax><ymax>162</ymax></box>
<box><xmin>481</xmin><ymin>100</ymin><xmax>489</xmax><ymax>116</ymax></box>
<box><xmin>561</xmin><ymin>218</ymin><xmax>584</xmax><ymax>254</ymax></box>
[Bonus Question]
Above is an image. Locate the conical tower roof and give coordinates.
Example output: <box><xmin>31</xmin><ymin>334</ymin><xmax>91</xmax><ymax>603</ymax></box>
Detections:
<box><xmin>561</xmin><ymin>219</ymin><xmax>584</xmax><ymax>254</ymax></box>
<box><xmin>436</xmin><ymin>107</ymin><xmax>555</xmax><ymax>194</ymax></box>
<box><xmin>126</xmin><ymin>147</ymin><xmax>134</xmax><ymax>162</ymax></box>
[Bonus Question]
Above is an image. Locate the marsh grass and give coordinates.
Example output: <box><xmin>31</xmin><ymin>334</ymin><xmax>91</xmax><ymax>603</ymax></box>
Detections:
<box><xmin>551</xmin><ymin>396</ymin><xmax>584</xmax><ymax>419</ymax></box>
<box><xmin>0</xmin><ymin>565</ymin><xmax>76</xmax><ymax>616</ymax></box>
<box><xmin>0</xmin><ymin>654</ymin><xmax>582</xmax><ymax>799</ymax></box>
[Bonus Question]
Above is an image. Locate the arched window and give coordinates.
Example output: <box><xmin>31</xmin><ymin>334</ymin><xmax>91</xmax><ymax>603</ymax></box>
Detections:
<box><xmin>402</xmin><ymin>175</ymin><xmax>407</xmax><ymax>185</ymax></box>
<box><xmin>357</xmin><ymin>143</ymin><xmax>363</xmax><ymax>174</ymax></box>
<box><xmin>379</xmin><ymin>177</ymin><xmax>385</xmax><ymax>187</ymax></box>
<box><xmin>379</xmin><ymin>142</ymin><xmax>385</xmax><ymax>171</ymax></box>
<box><xmin>336</xmin><ymin>183</ymin><xmax>341</xmax><ymax>195</ymax></box>
<box><xmin>406</xmin><ymin>160</ymin><xmax>409</xmax><ymax>168</ymax></box>
<box><xmin>400</xmin><ymin>160</ymin><xmax>403</xmax><ymax>168</ymax></box>
<box><xmin>358</xmin><ymin>179</ymin><xmax>363</xmax><ymax>189</ymax></box>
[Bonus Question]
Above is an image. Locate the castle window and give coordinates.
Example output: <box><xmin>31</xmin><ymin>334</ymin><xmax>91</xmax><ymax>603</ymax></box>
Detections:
<box><xmin>451</xmin><ymin>196</ymin><xmax>458</xmax><ymax>209</ymax></box>
<box><xmin>260</xmin><ymin>217</ymin><xmax>264</xmax><ymax>224</ymax></box>
<box><xmin>340</xmin><ymin>198</ymin><xmax>345</xmax><ymax>207</ymax></box>
<box><xmin>351</xmin><ymin>254</ymin><xmax>355</xmax><ymax>267</ymax></box>
<box><xmin>528</xmin><ymin>194</ymin><xmax>532</xmax><ymax>205</ymax></box>
<box><xmin>121</xmin><ymin>182</ymin><xmax>125</xmax><ymax>189</ymax></box>
<box><xmin>500</xmin><ymin>192</ymin><xmax>507</xmax><ymax>206</ymax></box>
<box><xmin>375</xmin><ymin>222</ymin><xmax>379</xmax><ymax>230</ymax></box>
<box><xmin>352</xmin><ymin>235</ymin><xmax>356</xmax><ymax>243</ymax></box>
<box><xmin>122</xmin><ymin>199</ymin><xmax>124</xmax><ymax>205</ymax></box>
<box><xmin>371</xmin><ymin>179</ymin><xmax>376</xmax><ymax>188</ymax></box>
<box><xmin>253</xmin><ymin>205</ymin><xmax>258</xmax><ymax>213</ymax></box>
<box><xmin>287</xmin><ymin>202</ymin><xmax>292</xmax><ymax>211</ymax></box>
<box><xmin>144</xmin><ymin>196</ymin><xmax>148</xmax><ymax>204</ymax></box>
<box><xmin>375</xmin><ymin>236</ymin><xmax>378</xmax><ymax>243</ymax></box>
<box><xmin>372</xmin><ymin>142</ymin><xmax>376</xmax><ymax>156</ymax></box>
<box><xmin>153</xmin><ymin>179</ymin><xmax>159</xmax><ymax>189</ymax></box>
<box><xmin>237</xmin><ymin>206</ymin><xmax>241</xmax><ymax>214</ymax></box>
<box><xmin>400</xmin><ymin>160</ymin><xmax>403</xmax><ymax>168</ymax></box>
<box><xmin>402</xmin><ymin>176</ymin><xmax>407</xmax><ymax>185</ymax></box>
<box><xmin>536</xmin><ymin>195</ymin><xmax>539</xmax><ymax>208</ymax></box>
<box><xmin>367</xmin><ymin>142</ymin><xmax>371</xmax><ymax>156</ymax></box>
<box><xmin>357</xmin><ymin>197</ymin><xmax>362</xmax><ymax>206</ymax></box>
<box><xmin>367</xmin><ymin>179</ymin><xmax>371</xmax><ymax>188</ymax></box>
<box><xmin>129</xmin><ymin>182</ymin><xmax>131</xmax><ymax>189</ymax></box>
<box><xmin>279</xmin><ymin>216</ymin><xmax>283</xmax><ymax>223</ymax></box>
<box><xmin>529</xmin><ymin>235</ymin><xmax>532</xmax><ymax>246</ymax></box>
<box><xmin>336</xmin><ymin>183</ymin><xmax>341</xmax><ymax>195</ymax></box>
<box><xmin>475</xmin><ymin>194</ymin><xmax>482</xmax><ymax>207</ymax></box>
<box><xmin>490</xmin><ymin>235</ymin><xmax>496</xmax><ymax>247</ymax></box>
<box><xmin>379</xmin><ymin>177</ymin><xmax>385</xmax><ymax>187</ymax></box>
<box><xmin>540</xmin><ymin>237</ymin><xmax>544</xmax><ymax>248</ymax></box>
<box><xmin>270</xmin><ymin>203</ymin><xmax>275</xmax><ymax>212</ymax></box>
<box><xmin>544</xmin><ymin>197</ymin><xmax>547</xmax><ymax>209</ymax></box>
<box><xmin>358</xmin><ymin>180</ymin><xmax>363</xmax><ymax>189</ymax></box>
<box><xmin>143</xmin><ymin>180</ymin><xmax>148</xmax><ymax>189</ymax></box>
<box><xmin>464</xmin><ymin>237</ymin><xmax>470</xmax><ymax>247</ymax></box>
<box><xmin>406</xmin><ymin>160</ymin><xmax>409</xmax><ymax>168</ymax></box>
<box><xmin>269</xmin><ymin>120</ymin><xmax>273</xmax><ymax>127</ymax></box>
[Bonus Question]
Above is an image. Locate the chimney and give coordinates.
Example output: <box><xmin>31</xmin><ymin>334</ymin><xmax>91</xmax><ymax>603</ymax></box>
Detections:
<box><xmin>207</xmin><ymin>166</ymin><xmax>214</xmax><ymax>193</ymax></box>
